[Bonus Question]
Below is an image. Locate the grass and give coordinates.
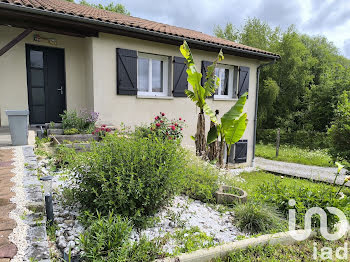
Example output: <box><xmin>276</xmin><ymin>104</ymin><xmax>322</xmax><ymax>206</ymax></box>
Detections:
<box><xmin>228</xmin><ymin>171</ymin><xmax>350</xmax><ymax>196</ymax></box>
<box><xmin>255</xmin><ymin>143</ymin><xmax>333</xmax><ymax>167</ymax></box>
<box><xmin>212</xmin><ymin>236</ymin><xmax>350</xmax><ymax>261</ymax></box>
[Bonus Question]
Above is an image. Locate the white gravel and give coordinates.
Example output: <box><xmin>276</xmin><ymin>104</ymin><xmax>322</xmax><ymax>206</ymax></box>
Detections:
<box><xmin>9</xmin><ymin>147</ymin><xmax>30</xmax><ymax>262</ymax></box>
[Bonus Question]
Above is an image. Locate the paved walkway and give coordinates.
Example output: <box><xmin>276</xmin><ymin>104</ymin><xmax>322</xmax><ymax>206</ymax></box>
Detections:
<box><xmin>255</xmin><ymin>157</ymin><xmax>350</xmax><ymax>186</ymax></box>
<box><xmin>0</xmin><ymin>149</ymin><xmax>17</xmax><ymax>261</ymax></box>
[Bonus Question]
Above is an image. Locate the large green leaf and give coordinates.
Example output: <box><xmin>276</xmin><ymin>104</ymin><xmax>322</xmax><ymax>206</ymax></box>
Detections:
<box><xmin>203</xmin><ymin>50</ymin><xmax>224</xmax><ymax>97</ymax></box>
<box><xmin>203</xmin><ymin>103</ymin><xmax>218</xmax><ymax>124</ymax></box>
<box><xmin>207</xmin><ymin>125</ymin><xmax>218</xmax><ymax>144</ymax></box>
<box><xmin>221</xmin><ymin>92</ymin><xmax>248</xmax><ymax>131</ymax></box>
<box><xmin>224</xmin><ymin>113</ymin><xmax>248</xmax><ymax>146</ymax></box>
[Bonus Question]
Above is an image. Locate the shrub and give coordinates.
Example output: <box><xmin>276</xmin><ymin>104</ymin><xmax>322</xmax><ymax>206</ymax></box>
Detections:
<box><xmin>92</xmin><ymin>124</ymin><xmax>112</xmax><ymax>138</ymax></box>
<box><xmin>63</xmin><ymin>133</ymin><xmax>186</xmax><ymax>226</ymax></box>
<box><xmin>234</xmin><ymin>202</ymin><xmax>286</xmax><ymax>234</ymax></box>
<box><xmin>63</xmin><ymin>128</ymin><xmax>79</xmax><ymax>135</ymax></box>
<box><xmin>328</xmin><ymin>91</ymin><xmax>350</xmax><ymax>163</ymax></box>
<box><xmin>60</xmin><ymin>109</ymin><xmax>98</xmax><ymax>133</ymax></box>
<box><xmin>255</xmin><ymin>180</ymin><xmax>350</xmax><ymax>229</ymax></box>
<box><xmin>136</xmin><ymin>112</ymin><xmax>185</xmax><ymax>141</ymax></box>
<box><xmin>80</xmin><ymin>212</ymin><xmax>162</xmax><ymax>262</ymax></box>
<box><xmin>180</xmin><ymin>153</ymin><xmax>220</xmax><ymax>203</ymax></box>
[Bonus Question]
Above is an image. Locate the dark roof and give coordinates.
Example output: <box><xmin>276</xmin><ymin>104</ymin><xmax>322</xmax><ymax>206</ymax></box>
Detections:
<box><xmin>0</xmin><ymin>0</ymin><xmax>280</xmax><ymax>59</ymax></box>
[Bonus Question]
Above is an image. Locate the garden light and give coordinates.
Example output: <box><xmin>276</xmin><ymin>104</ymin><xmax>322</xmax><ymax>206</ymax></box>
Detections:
<box><xmin>40</xmin><ymin>176</ymin><xmax>54</xmax><ymax>225</ymax></box>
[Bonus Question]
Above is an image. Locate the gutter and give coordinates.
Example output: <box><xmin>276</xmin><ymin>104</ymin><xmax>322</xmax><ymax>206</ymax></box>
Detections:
<box><xmin>0</xmin><ymin>2</ymin><xmax>279</xmax><ymax>60</ymax></box>
<box><xmin>252</xmin><ymin>59</ymin><xmax>277</xmax><ymax>167</ymax></box>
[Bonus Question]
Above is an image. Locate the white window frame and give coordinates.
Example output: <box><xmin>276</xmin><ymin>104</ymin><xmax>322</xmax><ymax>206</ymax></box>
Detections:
<box><xmin>137</xmin><ymin>53</ymin><xmax>169</xmax><ymax>97</ymax></box>
<box><xmin>214</xmin><ymin>64</ymin><xmax>238</xmax><ymax>100</ymax></box>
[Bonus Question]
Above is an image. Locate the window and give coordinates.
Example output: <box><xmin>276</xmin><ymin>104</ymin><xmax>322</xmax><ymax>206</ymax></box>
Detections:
<box><xmin>137</xmin><ymin>53</ymin><xmax>169</xmax><ymax>97</ymax></box>
<box><xmin>214</xmin><ymin>65</ymin><xmax>238</xmax><ymax>99</ymax></box>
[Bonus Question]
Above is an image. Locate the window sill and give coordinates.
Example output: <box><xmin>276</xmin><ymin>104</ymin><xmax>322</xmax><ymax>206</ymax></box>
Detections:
<box><xmin>213</xmin><ymin>96</ymin><xmax>238</xmax><ymax>101</ymax></box>
<box><xmin>136</xmin><ymin>95</ymin><xmax>174</xmax><ymax>100</ymax></box>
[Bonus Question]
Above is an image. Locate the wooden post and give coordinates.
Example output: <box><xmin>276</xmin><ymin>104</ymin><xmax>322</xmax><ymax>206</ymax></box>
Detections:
<box><xmin>276</xmin><ymin>128</ymin><xmax>280</xmax><ymax>157</ymax></box>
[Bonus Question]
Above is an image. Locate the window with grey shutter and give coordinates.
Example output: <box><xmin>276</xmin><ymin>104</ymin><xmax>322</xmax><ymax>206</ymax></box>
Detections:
<box><xmin>234</xmin><ymin>140</ymin><xmax>248</xmax><ymax>163</ymax></box>
<box><xmin>238</xmin><ymin>66</ymin><xmax>250</xmax><ymax>98</ymax></box>
<box><xmin>173</xmin><ymin>57</ymin><xmax>188</xmax><ymax>97</ymax></box>
<box><xmin>116</xmin><ymin>48</ymin><xmax>137</xmax><ymax>95</ymax></box>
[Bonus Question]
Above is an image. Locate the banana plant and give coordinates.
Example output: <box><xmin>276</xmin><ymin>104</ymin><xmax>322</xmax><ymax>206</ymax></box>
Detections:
<box><xmin>207</xmin><ymin>93</ymin><xmax>248</xmax><ymax>168</ymax></box>
<box><xmin>180</xmin><ymin>41</ymin><xmax>223</xmax><ymax>156</ymax></box>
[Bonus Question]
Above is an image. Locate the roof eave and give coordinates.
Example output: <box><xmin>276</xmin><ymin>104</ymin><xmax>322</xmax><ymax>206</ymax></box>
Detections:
<box><xmin>0</xmin><ymin>2</ymin><xmax>280</xmax><ymax>60</ymax></box>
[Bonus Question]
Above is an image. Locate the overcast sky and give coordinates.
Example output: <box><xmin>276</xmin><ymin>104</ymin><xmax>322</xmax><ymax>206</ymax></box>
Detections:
<box><xmin>88</xmin><ymin>0</ymin><xmax>350</xmax><ymax>58</ymax></box>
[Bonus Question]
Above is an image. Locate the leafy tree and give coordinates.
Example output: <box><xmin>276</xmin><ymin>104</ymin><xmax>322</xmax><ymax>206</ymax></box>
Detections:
<box><xmin>180</xmin><ymin>41</ymin><xmax>223</xmax><ymax>156</ymax></box>
<box><xmin>78</xmin><ymin>0</ymin><xmax>130</xmax><ymax>15</ymax></box>
<box><xmin>328</xmin><ymin>91</ymin><xmax>350</xmax><ymax>163</ymax></box>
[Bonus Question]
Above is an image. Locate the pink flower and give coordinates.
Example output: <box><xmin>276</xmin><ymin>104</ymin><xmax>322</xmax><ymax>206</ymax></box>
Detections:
<box><xmin>175</xmin><ymin>123</ymin><xmax>178</xmax><ymax>126</ymax></box>
<box><xmin>156</xmin><ymin>123</ymin><xmax>161</xmax><ymax>127</ymax></box>
<box><xmin>101</xmin><ymin>124</ymin><xmax>106</xmax><ymax>128</ymax></box>
<box><xmin>171</xmin><ymin>125</ymin><xmax>175</xmax><ymax>131</ymax></box>
<box><xmin>160</xmin><ymin>120</ymin><xmax>163</xmax><ymax>123</ymax></box>
<box><xmin>155</xmin><ymin>116</ymin><xmax>159</xmax><ymax>120</ymax></box>
<box><xmin>179</xmin><ymin>118</ymin><xmax>182</xmax><ymax>120</ymax></box>
<box><xmin>168</xmin><ymin>136</ymin><xmax>172</xmax><ymax>140</ymax></box>
<box><xmin>161</xmin><ymin>112</ymin><xmax>165</xmax><ymax>116</ymax></box>
<box><xmin>92</xmin><ymin>131</ymin><xmax>95</xmax><ymax>135</ymax></box>
<box><xmin>106</xmin><ymin>128</ymin><xmax>111</xmax><ymax>132</ymax></box>
<box><xmin>181</xmin><ymin>128</ymin><xmax>183</xmax><ymax>130</ymax></box>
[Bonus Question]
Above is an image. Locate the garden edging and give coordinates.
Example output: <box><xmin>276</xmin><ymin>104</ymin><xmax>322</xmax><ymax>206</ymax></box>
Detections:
<box><xmin>155</xmin><ymin>229</ymin><xmax>317</xmax><ymax>262</ymax></box>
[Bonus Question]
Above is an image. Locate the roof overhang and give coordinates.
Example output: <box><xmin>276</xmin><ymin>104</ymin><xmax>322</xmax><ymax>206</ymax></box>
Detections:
<box><xmin>0</xmin><ymin>2</ymin><xmax>280</xmax><ymax>61</ymax></box>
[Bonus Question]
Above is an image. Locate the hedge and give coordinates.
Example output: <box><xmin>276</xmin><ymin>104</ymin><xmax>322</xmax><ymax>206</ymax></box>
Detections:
<box><xmin>256</xmin><ymin>129</ymin><xmax>329</xmax><ymax>149</ymax></box>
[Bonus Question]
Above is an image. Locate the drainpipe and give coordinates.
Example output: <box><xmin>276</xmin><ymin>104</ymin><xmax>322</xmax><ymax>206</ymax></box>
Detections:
<box><xmin>252</xmin><ymin>59</ymin><xmax>276</xmax><ymax>167</ymax></box>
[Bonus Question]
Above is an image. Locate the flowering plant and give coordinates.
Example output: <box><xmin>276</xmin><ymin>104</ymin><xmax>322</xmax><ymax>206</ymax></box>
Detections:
<box><xmin>150</xmin><ymin>112</ymin><xmax>185</xmax><ymax>141</ymax></box>
<box><xmin>92</xmin><ymin>125</ymin><xmax>112</xmax><ymax>138</ymax></box>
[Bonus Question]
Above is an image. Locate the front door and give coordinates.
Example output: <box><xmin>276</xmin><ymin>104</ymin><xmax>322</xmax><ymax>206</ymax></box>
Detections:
<box><xmin>26</xmin><ymin>45</ymin><xmax>66</xmax><ymax>124</ymax></box>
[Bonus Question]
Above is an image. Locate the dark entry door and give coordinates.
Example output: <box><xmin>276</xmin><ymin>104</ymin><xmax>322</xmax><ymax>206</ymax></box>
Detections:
<box><xmin>26</xmin><ymin>45</ymin><xmax>66</xmax><ymax>124</ymax></box>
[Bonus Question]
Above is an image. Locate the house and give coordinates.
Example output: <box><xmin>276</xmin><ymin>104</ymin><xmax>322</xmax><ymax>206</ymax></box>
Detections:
<box><xmin>0</xmin><ymin>0</ymin><xmax>280</xmax><ymax>166</ymax></box>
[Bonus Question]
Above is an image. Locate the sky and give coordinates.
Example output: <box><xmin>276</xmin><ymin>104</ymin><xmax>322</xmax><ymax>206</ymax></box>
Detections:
<box><xmin>87</xmin><ymin>0</ymin><xmax>350</xmax><ymax>58</ymax></box>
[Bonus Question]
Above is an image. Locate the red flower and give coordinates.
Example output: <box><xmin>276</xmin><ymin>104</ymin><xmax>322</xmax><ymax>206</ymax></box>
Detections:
<box><xmin>155</xmin><ymin>116</ymin><xmax>159</xmax><ymax>120</ymax></box>
<box><xmin>156</xmin><ymin>123</ymin><xmax>161</xmax><ymax>127</ymax></box>
<box><xmin>181</xmin><ymin>128</ymin><xmax>183</xmax><ymax>130</ymax></box>
<box><xmin>106</xmin><ymin>128</ymin><xmax>111</xmax><ymax>132</ymax></box>
<box><xmin>168</xmin><ymin>136</ymin><xmax>172</xmax><ymax>140</ymax></box>
<box><xmin>179</xmin><ymin>118</ymin><xmax>182</xmax><ymax>120</ymax></box>
<box><xmin>92</xmin><ymin>131</ymin><xmax>95</xmax><ymax>135</ymax></box>
<box><xmin>160</xmin><ymin>120</ymin><xmax>163</xmax><ymax>123</ymax></box>
<box><xmin>101</xmin><ymin>124</ymin><xmax>106</xmax><ymax>128</ymax></box>
<box><xmin>175</xmin><ymin>123</ymin><xmax>178</xmax><ymax>126</ymax></box>
<box><xmin>171</xmin><ymin>125</ymin><xmax>176</xmax><ymax>131</ymax></box>
<box><xmin>161</xmin><ymin>112</ymin><xmax>165</xmax><ymax>116</ymax></box>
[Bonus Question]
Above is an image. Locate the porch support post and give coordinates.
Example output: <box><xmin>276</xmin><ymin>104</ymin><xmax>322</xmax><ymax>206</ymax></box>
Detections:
<box><xmin>0</xmin><ymin>28</ymin><xmax>32</xmax><ymax>56</ymax></box>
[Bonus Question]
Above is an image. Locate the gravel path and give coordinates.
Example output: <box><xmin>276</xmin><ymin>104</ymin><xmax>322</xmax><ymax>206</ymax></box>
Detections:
<box><xmin>255</xmin><ymin>157</ymin><xmax>350</xmax><ymax>186</ymax></box>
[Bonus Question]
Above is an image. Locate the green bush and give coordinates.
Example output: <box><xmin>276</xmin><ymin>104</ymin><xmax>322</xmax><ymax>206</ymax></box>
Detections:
<box><xmin>80</xmin><ymin>212</ymin><xmax>162</xmax><ymax>262</ymax></box>
<box><xmin>328</xmin><ymin>91</ymin><xmax>350</xmax><ymax>163</ymax></box>
<box><xmin>63</xmin><ymin>133</ymin><xmax>186</xmax><ymax>226</ymax></box>
<box><xmin>255</xmin><ymin>180</ymin><xmax>350</xmax><ymax>229</ymax></box>
<box><xmin>63</xmin><ymin>128</ymin><xmax>79</xmax><ymax>135</ymax></box>
<box><xmin>257</xmin><ymin>129</ymin><xmax>329</xmax><ymax>149</ymax></box>
<box><xmin>60</xmin><ymin>110</ymin><xmax>98</xmax><ymax>133</ymax></box>
<box><xmin>180</xmin><ymin>154</ymin><xmax>220</xmax><ymax>203</ymax></box>
<box><xmin>234</xmin><ymin>202</ymin><xmax>287</xmax><ymax>234</ymax></box>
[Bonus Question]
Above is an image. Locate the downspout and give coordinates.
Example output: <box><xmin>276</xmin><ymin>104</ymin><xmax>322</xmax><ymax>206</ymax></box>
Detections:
<box><xmin>252</xmin><ymin>59</ymin><xmax>276</xmax><ymax>167</ymax></box>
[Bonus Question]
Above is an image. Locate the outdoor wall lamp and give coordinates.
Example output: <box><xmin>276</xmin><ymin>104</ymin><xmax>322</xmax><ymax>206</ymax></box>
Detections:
<box><xmin>40</xmin><ymin>176</ymin><xmax>54</xmax><ymax>226</ymax></box>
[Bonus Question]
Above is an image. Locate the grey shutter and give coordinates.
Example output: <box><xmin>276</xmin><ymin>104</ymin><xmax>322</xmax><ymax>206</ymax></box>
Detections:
<box><xmin>238</xmin><ymin>66</ymin><xmax>250</xmax><ymax>98</ymax></box>
<box><xmin>201</xmin><ymin>61</ymin><xmax>213</xmax><ymax>97</ymax></box>
<box><xmin>116</xmin><ymin>48</ymin><xmax>137</xmax><ymax>95</ymax></box>
<box><xmin>234</xmin><ymin>140</ymin><xmax>248</xmax><ymax>163</ymax></box>
<box><xmin>173</xmin><ymin>57</ymin><xmax>188</xmax><ymax>97</ymax></box>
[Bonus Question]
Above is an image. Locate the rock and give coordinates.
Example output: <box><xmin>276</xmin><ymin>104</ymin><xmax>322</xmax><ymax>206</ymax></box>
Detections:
<box><xmin>67</xmin><ymin>241</ymin><xmax>75</xmax><ymax>249</ymax></box>
<box><xmin>57</xmin><ymin>236</ymin><xmax>67</xmax><ymax>249</ymax></box>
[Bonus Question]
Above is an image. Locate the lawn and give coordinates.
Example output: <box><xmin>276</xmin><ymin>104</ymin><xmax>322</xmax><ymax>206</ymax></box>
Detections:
<box><xmin>255</xmin><ymin>143</ymin><xmax>333</xmax><ymax>167</ymax></box>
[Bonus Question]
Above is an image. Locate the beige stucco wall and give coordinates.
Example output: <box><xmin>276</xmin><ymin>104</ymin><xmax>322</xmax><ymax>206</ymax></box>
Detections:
<box><xmin>90</xmin><ymin>33</ymin><xmax>260</xmax><ymax>165</ymax></box>
<box><xmin>0</xmin><ymin>25</ymin><xmax>90</xmax><ymax>126</ymax></box>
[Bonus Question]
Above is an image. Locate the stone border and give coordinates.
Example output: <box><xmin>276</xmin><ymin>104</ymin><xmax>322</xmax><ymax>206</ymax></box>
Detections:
<box><xmin>215</xmin><ymin>185</ymin><xmax>247</xmax><ymax>204</ymax></box>
<box><xmin>156</xmin><ymin>229</ymin><xmax>317</xmax><ymax>262</ymax></box>
<box><xmin>9</xmin><ymin>146</ymin><xmax>50</xmax><ymax>262</ymax></box>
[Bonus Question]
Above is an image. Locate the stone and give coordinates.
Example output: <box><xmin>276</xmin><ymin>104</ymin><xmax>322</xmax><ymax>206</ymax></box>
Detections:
<box><xmin>67</xmin><ymin>241</ymin><xmax>75</xmax><ymax>249</ymax></box>
<box><xmin>57</xmin><ymin>236</ymin><xmax>67</xmax><ymax>249</ymax></box>
<box><xmin>0</xmin><ymin>243</ymin><xmax>17</xmax><ymax>258</ymax></box>
<box><xmin>64</xmin><ymin>220</ymin><xmax>75</xmax><ymax>226</ymax></box>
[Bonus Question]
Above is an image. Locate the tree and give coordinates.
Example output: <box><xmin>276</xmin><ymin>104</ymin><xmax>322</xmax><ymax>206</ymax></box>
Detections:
<box><xmin>180</xmin><ymin>41</ymin><xmax>223</xmax><ymax>156</ymax></box>
<box><xmin>77</xmin><ymin>0</ymin><xmax>130</xmax><ymax>15</ymax></box>
<box><xmin>328</xmin><ymin>91</ymin><xmax>350</xmax><ymax>163</ymax></box>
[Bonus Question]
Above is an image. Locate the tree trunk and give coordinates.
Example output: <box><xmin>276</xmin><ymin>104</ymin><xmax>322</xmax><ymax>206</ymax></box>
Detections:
<box><xmin>207</xmin><ymin>121</ymin><xmax>218</xmax><ymax>161</ymax></box>
<box><xmin>195</xmin><ymin>110</ymin><xmax>206</xmax><ymax>156</ymax></box>
<box><xmin>218</xmin><ymin>139</ymin><xmax>225</xmax><ymax>168</ymax></box>
<box><xmin>225</xmin><ymin>145</ymin><xmax>230</xmax><ymax>169</ymax></box>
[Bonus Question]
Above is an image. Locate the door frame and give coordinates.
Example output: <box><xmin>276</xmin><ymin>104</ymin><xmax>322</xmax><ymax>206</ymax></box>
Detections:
<box><xmin>25</xmin><ymin>44</ymin><xmax>67</xmax><ymax>125</ymax></box>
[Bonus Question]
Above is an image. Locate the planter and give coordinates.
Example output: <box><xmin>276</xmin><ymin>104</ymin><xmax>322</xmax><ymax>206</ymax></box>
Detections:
<box><xmin>215</xmin><ymin>185</ymin><xmax>247</xmax><ymax>204</ymax></box>
<box><xmin>47</xmin><ymin>129</ymin><xmax>64</xmax><ymax>136</ymax></box>
<box><xmin>52</xmin><ymin>134</ymin><xmax>98</xmax><ymax>144</ymax></box>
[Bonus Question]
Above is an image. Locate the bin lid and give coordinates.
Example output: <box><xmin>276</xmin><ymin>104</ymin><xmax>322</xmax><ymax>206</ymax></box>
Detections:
<box><xmin>5</xmin><ymin>110</ymin><xmax>29</xmax><ymax>116</ymax></box>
